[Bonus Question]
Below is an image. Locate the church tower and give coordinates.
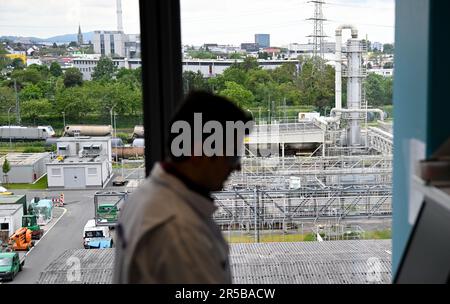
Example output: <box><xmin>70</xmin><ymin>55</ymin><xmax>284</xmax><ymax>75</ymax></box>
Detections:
<box><xmin>77</xmin><ymin>24</ymin><xmax>84</xmax><ymax>46</ymax></box>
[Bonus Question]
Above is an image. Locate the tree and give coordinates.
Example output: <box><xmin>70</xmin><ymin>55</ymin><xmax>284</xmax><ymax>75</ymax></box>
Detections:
<box><xmin>219</xmin><ymin>81</ymin><xmax>255</xmax><ymax>108</ymax></box>
<box><xmin>383</xmin><ymin>62</ymin><xmax>394</xmax><ymax>69</ymax></box>
<box><xmin>2</xmin><ymin>158</ymin><xmax>11</xmax><ymax>184</ymax></box>
<box><xmin>63</xmin><ymin>67</ymin><xmax>83</xmax><ymax>88</ymax></box>
<box><xmin>11</xmin><ymin>58</ymin><xmax>25</xmax><ymax>70</ymax></box>
<box><xmin>0</xmin><ymin>87</ymin><xmax>15</xmax><ymax>111</ymax></box>
<box><xmin>19</xmin><ymin>84</ymin><xmax>44</xmax><ymax>101</ymax></box>
<box><xmin>383</xmin><ymin>43</ymin><xmax>394</xmax><ymax>54</ymax></box>
<box><xmin>50</xmin><ymin>62</ymin><xmax>63</xmax><ymax>77</ymax></box>
<box><xmin>11</xmin><ymin>68</ymin><xmax>42</xmax><ymax>85</ymax></box>
<box><xmin>21</xmin><ymin>98</ymin><xmax>53</xmax><ymax>124</ymax></box>
<box><xmin>92</xmin><ymin>57</ymin><xmax>117</xmax><ymax>81</ymax></box>
<box><xmin>52</xmin><ymin>42</ymin><xmax>58</xmax><ymax>48</ymax></box>
<box><xmin>182</xmin><ymin>71</ymin><xmax>210</xmax><ymax>93</ymax></box>
<box><xmin>69</xmin><ymin>41</ymin><xmax>78</xmax><ymax>47</ymax></box>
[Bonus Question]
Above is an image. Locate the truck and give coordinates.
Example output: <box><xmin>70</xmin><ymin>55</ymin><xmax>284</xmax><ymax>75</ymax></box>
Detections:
<box><xmin>96</xmin><ymin>204</ymin><xmax>119</xmax><ymax>224</ymax></box>
<box><xmin>0</xmin><ymin>252</ymin><xmax>24</xmax><ymax>282</ymax></box>
<box><xmin>0</xmin><ymin>126</ymin><xmax>55</xmax><ymax>141</ymax></box>
<box><xmin>83</xmin><ymin>219</ymin><xmax>113</xmax><ymax>249</ymax></box>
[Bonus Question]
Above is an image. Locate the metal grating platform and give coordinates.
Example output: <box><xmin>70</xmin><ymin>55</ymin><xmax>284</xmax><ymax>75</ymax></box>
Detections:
<box><xmin>37</xmin><ymin>240</ymin><xmax>391</xmax><ymax>284</ymax></box>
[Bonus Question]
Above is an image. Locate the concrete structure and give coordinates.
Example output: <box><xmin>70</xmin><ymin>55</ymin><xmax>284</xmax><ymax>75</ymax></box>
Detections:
<box><xmin>46</xmin><ymin>137</ymin><xmax>112</xmax><ymax>189</ymax></box>
<box><xmin>255</xmin><ymin>34</ymin><xmax>270</xmax><ymax>48</ymax></box>
<box><xmin>0</xmin><ymin>153</ymin><xmax>50</xmax><ymax>184</ymax></box>
<box><xmin>0</xmin><ymin>204</ymin><xmax>24</xmax><ymax>241</ymax></box>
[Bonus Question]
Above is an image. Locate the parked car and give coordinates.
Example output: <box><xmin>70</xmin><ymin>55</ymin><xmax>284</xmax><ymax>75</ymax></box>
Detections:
<box><xmin>0</xmin><ymin>252</ymin><xmax>24</xmax><ymax>282</ymax></box>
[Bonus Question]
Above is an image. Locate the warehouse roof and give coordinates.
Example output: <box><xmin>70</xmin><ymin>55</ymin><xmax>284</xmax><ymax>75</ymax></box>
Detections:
<box><xmin>0</xmin><ymin>153</ymin><xmax>49</xmax><ymax>166</ymax></box>
<box><xmin>37</xmin><ymin>240</ymin><xmax>391</xmax><ymax>284</ymax></box>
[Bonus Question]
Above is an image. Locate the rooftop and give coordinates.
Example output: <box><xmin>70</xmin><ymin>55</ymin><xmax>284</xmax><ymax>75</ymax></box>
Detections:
<box><xmin>0</xmin><ymin>153</ymin><xmax>49</xmax><ymax>166</ymax></box>
<box><xmin>37</xmin><ymin>240</ymin><xmax>391</xmax><ymax>284</ymax></box>
<box><xmin>0</xmin><ymin>204</ymin><xmax>23</xmax><ymax>216</ymax></box>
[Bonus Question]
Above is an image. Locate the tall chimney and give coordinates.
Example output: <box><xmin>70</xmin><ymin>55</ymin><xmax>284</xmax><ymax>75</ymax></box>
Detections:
<box><xmin>116</xmin><ymin>0</ymin><xmax>123</xmax><ymax>32</ymax></box>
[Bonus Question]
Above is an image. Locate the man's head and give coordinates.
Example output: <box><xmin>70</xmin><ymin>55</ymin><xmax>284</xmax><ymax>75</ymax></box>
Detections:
<box><xmin>167</xmin><ymin>91</ymin><xmax>253</xmax><ymax>191</ymax></box>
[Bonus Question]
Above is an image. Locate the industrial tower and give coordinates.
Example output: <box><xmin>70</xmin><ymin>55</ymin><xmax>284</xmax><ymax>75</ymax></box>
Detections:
<box><xmin>307</xmin><ymin>0</ymin><xmax>327</xmax><ymax>65</ymax></box>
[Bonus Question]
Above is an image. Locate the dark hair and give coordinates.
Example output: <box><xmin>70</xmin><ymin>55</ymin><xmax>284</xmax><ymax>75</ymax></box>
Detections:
<box><xmin>167</xmin><ymin>90</ymin><xmax>253</xmax><ymax>161</ymax></box>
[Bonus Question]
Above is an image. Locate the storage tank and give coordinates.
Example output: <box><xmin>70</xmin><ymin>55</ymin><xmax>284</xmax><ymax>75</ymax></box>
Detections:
<box><xmin>133</xmin><ymin>125</ymin><xmax>144</xmax><ymax>138</ymax></box>
<box><xmin>64</xmin><ymin>125</ymin><xmax>112</xmax><ymax>137</ymax></box>
<box><xmin>132</xmin><ymin>138</ymin><xmax>145</xmax><ymax>147</ymax></box>
<box><xmin>111</xmin><ymin>138</ymin><xmax>124</xmax><ymax>148</ymax></box>
<box><xmin>112</xmin><ymin>147</ymin><xmax>144</xmax><ymax>159</ymax></box>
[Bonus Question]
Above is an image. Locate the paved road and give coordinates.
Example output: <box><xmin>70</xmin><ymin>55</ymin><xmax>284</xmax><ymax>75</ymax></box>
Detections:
<box><xmin>7</xmin><ymin>189</ymin><xmax>98</xmax><ymax>284</ymax></box>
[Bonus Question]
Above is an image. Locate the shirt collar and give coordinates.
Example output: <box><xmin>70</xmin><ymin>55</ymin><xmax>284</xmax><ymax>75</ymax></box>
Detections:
<box><xmin>150</xmin><ymin>163</ymin><xmax>217</xmax><ymax>219</ymax></box>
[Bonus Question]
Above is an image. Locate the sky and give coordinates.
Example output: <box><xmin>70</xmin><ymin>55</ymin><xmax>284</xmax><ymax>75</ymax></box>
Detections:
<box><xmin>0</xmin><ymin>0</ymin><xmax>395</xmax><ymax>45</ymax></box>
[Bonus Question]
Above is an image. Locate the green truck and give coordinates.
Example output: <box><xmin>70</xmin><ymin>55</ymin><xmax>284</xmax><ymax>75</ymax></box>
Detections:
<box><xmin>0</xmin><ymin>252</ymin><xmax>24</xmax><ymax>282</ymax></box>
<box><xmin>96</xmin><ymin>204</ymin><xmax>118</xmax><ymax>224</ymax></box>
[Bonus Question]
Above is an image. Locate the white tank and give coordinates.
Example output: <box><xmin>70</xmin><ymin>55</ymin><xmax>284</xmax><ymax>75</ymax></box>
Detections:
<box><xmin>64</xmin><ymin>125</ymin><xmax>112</xmax><ymax>137</ymax></box>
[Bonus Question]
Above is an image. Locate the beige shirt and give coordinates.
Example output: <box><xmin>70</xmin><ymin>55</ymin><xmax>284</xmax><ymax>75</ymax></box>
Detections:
<box><xmin>113</xmin><ymin>163</ymin><xmax>232</xmax><ymax>284</ymax></box>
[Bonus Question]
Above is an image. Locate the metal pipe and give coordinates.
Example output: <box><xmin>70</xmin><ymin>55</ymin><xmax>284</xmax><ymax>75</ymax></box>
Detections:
<box><xmin>330</xmin><ymin>108</ymin><xmax>385</xmax><ymax>121</ymax></box>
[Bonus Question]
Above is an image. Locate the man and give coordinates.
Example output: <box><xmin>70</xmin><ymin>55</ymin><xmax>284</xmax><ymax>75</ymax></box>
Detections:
<box><xmin>113</xmin><ymin>91</ymin><xmax>253</xmax><ymax>283</ymax></box>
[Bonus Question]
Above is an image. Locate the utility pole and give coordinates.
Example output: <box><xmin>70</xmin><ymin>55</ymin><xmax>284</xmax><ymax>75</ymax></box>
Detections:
<box><xmin>13</xmin><ymin>79</ymin><xmax>21</xmax><ymax>124</ymax></box>
<box><xmin>307</xmin><ymin>0</ymin><xmax>327</xmax><ymax>69</ymax></box>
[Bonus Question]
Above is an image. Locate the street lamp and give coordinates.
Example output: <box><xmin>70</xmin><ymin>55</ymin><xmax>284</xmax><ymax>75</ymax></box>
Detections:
<box><xmin>7</xmin><ymin>106</ymin><xmax>15</xmax><ymax>150</ymax></box>
<box><xmin>62</xmin><ymin>111</ymin><xmax>66</xmax><ymax>128</ymax></box>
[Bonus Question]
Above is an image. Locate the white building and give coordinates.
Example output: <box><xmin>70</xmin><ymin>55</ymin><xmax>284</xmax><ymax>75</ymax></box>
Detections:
<box><xmin>183</xmin><ymin>59</ymin><xmax>300</xmax><ymax>77</ymax></box>
<box><xmin>0</xmin><ymin>153</ymin><xmax>50</xmax><ymax>184</ymax></box>
<box><xmin>46</xmin><ymin>137</ymin><xmax>112</xmax><ymax>189</ymax></box>
<box><xmin>73</xmin><ymin>54</ymin><xmax>141</xmax><ymax>80</ymax></box>
<box><xmin>93</xmin><ymin>31</ymin><xmax>127</xmax><ymax>57</ymax></box>
<box><xmin>0</xmin><ymin>204</ymin><xmax>23</xmax><ymax>240</ymax></box>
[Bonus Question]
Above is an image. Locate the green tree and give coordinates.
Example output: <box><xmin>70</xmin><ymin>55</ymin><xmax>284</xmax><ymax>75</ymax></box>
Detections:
<box><xmin>11</xmin><ymin>58</ymin><xmax>25</xmax><ymax>70</ymax></box>
<box><xmin>383</xmin><ymin>43</ymin><xmax>394</xmax><ymax>54</ymax></box>
<box><xmin>365</xmin><ymin>73</ymin><xmax>387</xmax><ymax>107</ymax></box>
<box><xmin>63</xmin><ymin>67</ymin><xmax>83</xmax><ymax>88</ymax></box>
<box><xmin>21</xmin><ymin>98</ymin><xmax>53</xmax><ymax>124</ymax></box>
<box><xmin>2</xmin><ymin>158</ymin><xmax>11</xmax><ymax>184</ymax></box>
<box><xmin>92</xmin><ymin>57</ymin><xmax>117</xmax><ymax>81</ymax></box>
<box><xmin>219</xmin><ymin>81</ymin><xmax>255</xmax><ymax>108</ymax></box>
<box><xmin>0</xmin><ymin>87</ymin><xmax>15</xmax><ymax>111</ymax></box>
<box><xmin>19</xmin><ymin>84</ymin><xmax>44</xmax><ymax>101</ymax></box>
<box><xmin>182</xmin><ymin>71</ymin><xmax>210</xmax><ymax>93</ymax></box>
<box><xmin>50</xmin><ymin>62</ymin><xmax>63</xmax><ymax>77</ymax></box>
<box><xmin>11</xmin><ymin>68</ymin><xmax>42</xmax><ymax>85</ymax></box>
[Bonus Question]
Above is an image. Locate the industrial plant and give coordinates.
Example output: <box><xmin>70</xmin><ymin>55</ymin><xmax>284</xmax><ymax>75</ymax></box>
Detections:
<box><xmin>212</xmin><ymin>24</ymin><xmax>393</xmax><ymax>242</ymax></box>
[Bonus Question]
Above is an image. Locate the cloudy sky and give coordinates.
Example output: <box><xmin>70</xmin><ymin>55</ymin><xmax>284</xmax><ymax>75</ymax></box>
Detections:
<box><xmin>0</xmin><ymin>0</ymin><xmax>395</xmax><ymax>45</ymax></box>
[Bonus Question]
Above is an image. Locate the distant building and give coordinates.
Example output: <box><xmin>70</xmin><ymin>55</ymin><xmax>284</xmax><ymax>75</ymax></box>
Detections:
<box><xmin>255</xmin><ymin>34</ymin><xmax>270</xmax><ymax>48</ymax></box>
<box><xmin>73</xmin><ymin>54</ymin><xmax>141</xmax><ymax>80</ymax></box>
<box><xmin>93</xmin><ymin>31</ymin><xmax>140</xmax><ymax>58</ymax></box>
<box><xmin>182</xmin><ymin>59</ymin><xmax>300</xmax><ymax>77</ymax></box>
<box><xmin>371</xmin><ymin>42</ymin><xmax>383</xmax><ymax>52</ymax></box>
<box><xmin>240</xmin><ymin>43</ymin><xmax>259</xmax><ymax>52</ymax></box>
<box><xmin>0</xmin><ymin>153</ymin><xmax>50</xmax><ymax>184</ymax></box>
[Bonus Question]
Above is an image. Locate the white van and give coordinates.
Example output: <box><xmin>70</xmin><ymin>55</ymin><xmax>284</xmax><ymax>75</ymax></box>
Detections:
<box><xmin>83</xmin><ymin>219</ymin><xmax>111</xmax><ymax>249</ymax></box>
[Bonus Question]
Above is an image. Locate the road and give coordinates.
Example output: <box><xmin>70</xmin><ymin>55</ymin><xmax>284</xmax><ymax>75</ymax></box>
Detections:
<box><xmin>7</xmin><ymin>189</ymin><xmax>99</xmax><ymax>284</ymax></box>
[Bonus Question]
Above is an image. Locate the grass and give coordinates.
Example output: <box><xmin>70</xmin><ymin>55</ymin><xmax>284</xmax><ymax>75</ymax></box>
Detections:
<box><xmin>1</xmin><ymin>175</ymin><xmax>48</xmax><ymax>190</ymax></box>
<box><xmin>224</xmin><ymin>229</ymin><xmax>392</xmax><ymax>243</ymax></box>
